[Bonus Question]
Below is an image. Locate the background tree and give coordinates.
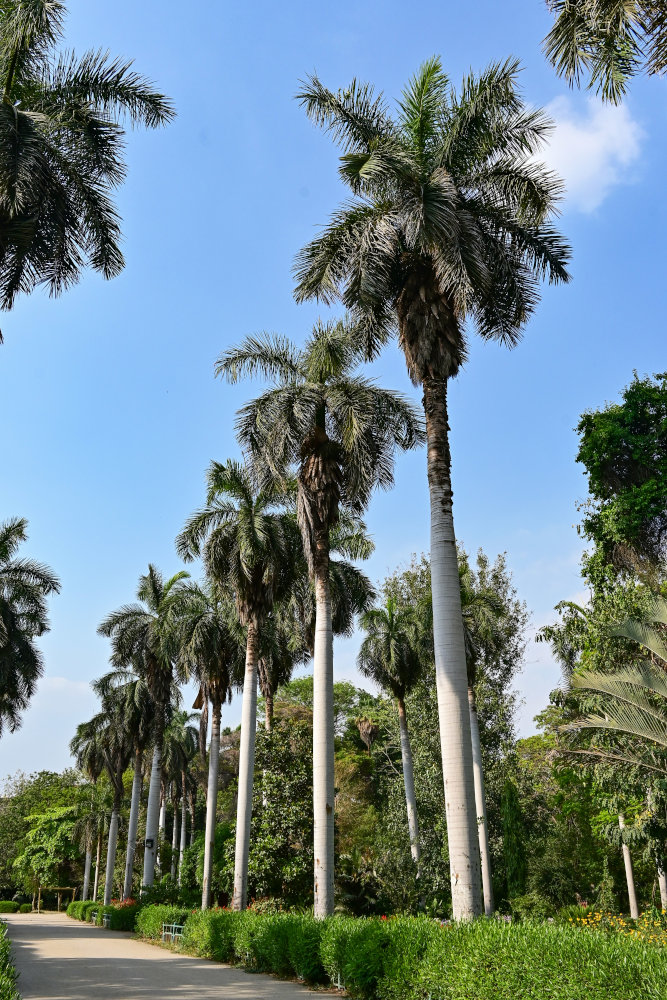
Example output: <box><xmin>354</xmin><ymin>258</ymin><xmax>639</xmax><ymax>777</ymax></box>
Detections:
<box><xmin>358</xmin><ymin>597</ymin><xmax>423</xmax><ymax>866</ymax></box>
<box><xmin>0</xmin><ymin>0</ymin><xmax>174</xmax><ymax>321</ymax></box>
<box><xmin>177</xmin><ymin>460</ymin><xmax>297</xmax><ymax>911</ymax></box>
<box><xmin>218</xmin><ymin>319</ymin><xmax>421</xmax><ymax>916</ymax></box>
<box><xmin>98</xmin><ymin>564</ymin><xmax>189</xmax><ymax>889</ymax></box>
<box><xmin>294</xmin><ymin>57</ymin><xmax>569</xmax><ymax>918</ymax></box>
<box><xmin>0</xmin><ymin>517</ymin><xmax>60</xmax><ymax>736</ymax></box>
<box><xmin>544</xmin><ymin>1</ymin><xmax>667</xmax><ymax>103</ymax></box>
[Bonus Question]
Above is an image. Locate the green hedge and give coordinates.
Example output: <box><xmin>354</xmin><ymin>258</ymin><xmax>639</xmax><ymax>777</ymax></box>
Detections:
<box><xmin>133</xmin><ymin>906</ymin><xmax>667</xmax><ymax>999</ymax></box>
<box><xmin>0</xmin><ymin>922</ymin><xmax>19</xmax><ymax>1000</ymax></box>
<box><xmin>18</xmin><ymin>905</ymin><xmax>31</xmax><ymax>914</ymax></box>
<box><xmin>135</xmin><ymin>904</ymin><xmax>190</xmax><ymax>941</ymax></box>
<box><xmin>0</xmin><ymin>905</ymin><xmax>18</xmax><ymax>915</ymax></box>
<box><xmin>96</xmin><ymin>904</ymin><xmax>142</xmax><ymax>931</ymax></box>
<box><xmin>66</xmin><ymin>900</ymin><xmax>103</xmax><ymax>922</ymax></box>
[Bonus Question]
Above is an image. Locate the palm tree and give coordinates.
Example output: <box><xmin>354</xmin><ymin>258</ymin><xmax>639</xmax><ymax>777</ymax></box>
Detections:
<box><xmin>161</xmin><ymin>709</ymin><xmax>199</xmax><ymax>884</ymax></box>
<box><xmin>98</xmin><ymin>564</ymin><xmax>189</xmax><ymax>889</ymax></box>
<box><xmin>0</xmin><ymin>517</ymin><xmax>60</xmax><ymax>735</ymax></box>
<box><xmin>544</xmin><ymin>1</ymin><xmax>667</xmax><ymax>103</ymax></box>
<box><xmin>219</xmin><ymin>320</ymin><xmax>421</xmax><ymax>916</ymax></box>
<box><xmin>175</xmin><ymin>581</ymin><xmax>245</xmax><ymax>907</ymax></box>
<box><xmin>176</xmin><ymin>460</ymin><xmax>297</xmax><ymax>910</ymax></box>
<box><xmin>0</xmin><ymin>0</ymin><xmax>174</xmax><ymax>320</ymax></box>
<box><xmin>293</xmin><ymin>59</ymin><xmax>570</xmax><ymax>918</ymax></box>
<box><xmin>71</xmin><ymin>692</ymin><xmax>132</xmax><ymax>905</ymax></box>
<box><xmin>93</xmin><ymin>667</ymin><xmax>154</xmax><ymax>899</ymax></box>
<box><xmin>358</xmin><ymin>597</ymin><xmax>423</xmax><ymax>866</ymax></box>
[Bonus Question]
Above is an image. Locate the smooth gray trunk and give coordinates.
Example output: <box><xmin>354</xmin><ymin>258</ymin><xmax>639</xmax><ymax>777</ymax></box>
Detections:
<box><xmin>423</xmin><ymin>376</ymin><xmax>482</xmax><ymax>919</ymax></box>
<box><xmin>202</xmin><ymin>701</ymin><xmax>221</xmax><ymax>909</ymax></box>
<box><xmin>171</xmin><ymin>796</ymin><xmax>179</xmax><ymax>878</ymax></box>
<box><xmin>123</xmin><ymin>753</ymin><xmax>143</xmax><ymax>900</ymax></box>
<box><xmin>92</xmin><ymin>830</ymin><xmax>102</xmax><ymax>902</ymax></box>
<box><xmin>659</xmin><ymin>866</ymin><xmax>667</xmax><ymax>909</ymax></box>
<box><xmin>142</xmin><ymin>742</ymin><xmax>162</xmax><ymax>889</ymax></box>
<box><xmin>468</xmin><ymin>686</ymin><xmax>494</xmax><ymax>915</ymax></box>
<box><xmin>619</xmin><ymin>813</ymin><xmax>639</xmax><ymax>918</ymax></box>
<box><xmin>82</xmin><ymin>846</ymin><xmax>92</xmax><ymax>901</ymax></box>
<box><xmin>232</xmin><ymin>619</ymin><xmax>259</xmax><ymax>910</ymax></box>
<box><xmin>397</xmin><ymin>697</ymin><xmax>420</xmax><ymax>867</ymax></box>
<box><xmin>103</xmin><ymin>807</ymin><xmax>119</xmax><ymax>906</ymax></box>
<box><xmin>313</xmin><ymin>565</ymin><xmax>334</xmax><ymax>918</ymax></box>
<box><xmin>190</xmin><ymin>793</ymin><xmax>196</xmax><ymax>845</ymax></box>
<box><xmin>179</xmin><ymin>776</ymin><xmax>187</xmax><ymax>886</ymax></box>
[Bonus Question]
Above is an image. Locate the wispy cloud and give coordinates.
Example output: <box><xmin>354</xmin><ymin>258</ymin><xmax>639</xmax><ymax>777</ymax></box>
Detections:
<box><xmin>539</xmin><ymin>97</ymin><xmax>644</xmax><ymax>213</ymax></box>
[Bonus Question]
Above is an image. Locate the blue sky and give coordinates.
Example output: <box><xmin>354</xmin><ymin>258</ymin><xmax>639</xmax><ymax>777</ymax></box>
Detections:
<box><xmin>1</xmin><ymin>0</ymin><xmax>665</xmax><ymax>781</ymax></box>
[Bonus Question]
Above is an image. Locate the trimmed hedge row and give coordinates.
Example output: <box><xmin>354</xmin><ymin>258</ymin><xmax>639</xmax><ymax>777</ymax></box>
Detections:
<box><xmin>0</xmin><ymin>921</ymin><xmax>19</xmax><ymax>1000</ymax></box>
<box><xmin>66</xmin><ymin>900</ymin><xmax>98</xmax><ymax>922</ymax></box>
<box><xmin>66</xmin><ymin>899</ymin><xmax>142</xmax><ymax>930</ymax></box>
<box><xmin>134</xmin><ymin>906</ymin><xmax>667</xmax><ymax>1000</ymax></box>
<box><xmin>0</xmin><ymin>906</ymin><xmax>18</xmax><ymax>915</ymax></box>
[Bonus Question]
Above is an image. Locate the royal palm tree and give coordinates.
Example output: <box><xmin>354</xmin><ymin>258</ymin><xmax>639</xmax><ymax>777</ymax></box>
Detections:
<box><xmin>218</xmin><ymin>320</ymin><xmax>422</xmax><ymax>916</ymax></box>
<box><xmin>544</xmin><ymin>0</ymin><xmax>667</xmax><ymax>103</ymax></box>
<box><xmin>0</xmin><ymin>516</ymin><xmax>60</xmax><ymax>735</ymax></box>
<box><xmin>358</xmin><ymin>597</ymin><xmax>423</xmax><ymax>866</ymax></box>
<box><xmin>175</xmin><ymin>581</ymin><xmax>245</xmax><ymax>906</ymax></box>
<box><xmin>176</xmin><ymin>460</ymin><xmax>297</xmax><ymax>910</ymax></box>
<box><xmin>71</xmin><ymin>692</ymin><xmax>132</xmax><ymax>905</ymax></box>
<box><xmin>98</xmin><ymin>564</ymin><xmax>189</xmax><ymax>889</ymax></box>
<box><xmin>162</xmin><ymin>709</ymin><xmax>199</xmax><ymax>881</ymax></box>
<box><xmin>93</xmin><ymin>667</ymin><xmax>154</xmax><ymax>899</ymax></box>
<box><xmin>294</xmin><ymin>59</ymin><xmax>570</xmax><ymax>917</ymax></box>
<box><xmin>0</xmin><ymin>0</ymin><xmax>174</xmax><ymax>319</ymax></box>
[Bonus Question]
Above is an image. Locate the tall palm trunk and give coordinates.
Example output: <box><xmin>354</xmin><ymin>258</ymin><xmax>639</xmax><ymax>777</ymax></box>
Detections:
<box><xmin>123</xmin><ymin>750</ymin><xmax>143</xmax><ymax>899</ymax></box>
<box><xmin>313</xmin><ymin>560</ymin><xmax>334</xmax><ymax>918</ymax></box>
<box><xmin>142</xmin><ymin>734</ymin><xmax>163</xmax><ymax>889</ymax></box>
<box><xmin>189</xmin><ymin>790</ymin><xmax>196</xmax><ymax>845</ymax></box>
<box><xmin>202</xmin><ymin>699</ymin><xmax>222</xmax><ymax>908</ymax></box>
<box><xmin>171</xmin><ymin>793</ymin><xmax>179</xmax><ymax>878</ymax></box>
<box><xmin>82</xmin><ymin>843</ymin><xmax>92</xmax><ymax>901</ymax></box>
<box><xmin>103</xmin><ymin>790</ymin><xmax>122</xmax><ymax>906</ymax></box>
<box><xmin>232</xmin><ymin>618</ymin><xmax>260</xmax><ymax>910</ymax></box>
<box><xmin>468</xmin><ymin>685</ymin><xmax>494</xmax><ymax>915</ymax></box>
<box><xmin>265</xmin><ymin>690</ymin><xmax>274</xmax><ymax>731</ymax></box>
<box><xmin>397</xmin><ymin>695</ymin><xmax>420</xmax><ymax>867</ymax></box>
<box><xmin>658</xmin><ymin>865</ymin><xmax>667</xmax><ymax>909</ymax></box>
<box><xmin>423</xmin><ymin>375</ymin><xmax>482</xmax><ymax>919</ymax></box>
<box><xmin>619</xmin><ymin>813</ymin><xmax>639</xmax><ymax>918</ymax></box>
<box><xmin>179</xmin><ymin>772</ymin><xmax>187</xmax><ymax>885</ymax></box>
<box><xmin>92</xmin><ymin>828</ymin><xmax>102</xmax><ymax>901</ymax></box>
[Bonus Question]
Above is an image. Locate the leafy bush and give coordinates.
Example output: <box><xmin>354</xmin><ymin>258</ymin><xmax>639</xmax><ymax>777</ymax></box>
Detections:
<box><xmin>376</xmin><ymin>917</ymin><xmax>440</xmax><ymax>1000</ymax></box>
<box><xmin>415</xmin><ymin>920</ymin><xmax>667</xmax><ymax>1000</ymax></box>
<box><xmin>0</xmin><ymin>922</ymin><xmax>19</xmax><ymax>1000</ymax></box>
<box><xmin>18</xmin><ymin>904</ymin><xmax>32</xmax><ymax>914</ymax></box>
<box><xmin>320</xmin><ymin>916</ymin><xmax>389</xmax><ymax>998</ymax></box>
<box><xmin>286</xmin><ymin>913</ymin><xmax>326</xmax><ymax>983</ymax></box>
<box><xmin>181</xmin><ymin>908</ymin><xmax>240</xmax><ymax>962</ymax></box>
<box><xmin>509</xmin><ymin>891</ymin><xmax>556</xmax><ymax>921</ymax></box>
<box><xmin>135</xmin><ymin>904</ymin><xmax>190</xmax><ymax>941</ymax></box>
<box><xmin>232</xmin><ymin>911</ymin><xmax>293</xmax><ymax>976</ymax></box>
<box><xmin>0</xmin><ymin>904</ymin><xmax>18</xmax><ymax>914</ymax></box>
<box><xmin>95</xmin><ymin>903</ymin><xmax>141</xmax><ymax>931</ymax></box>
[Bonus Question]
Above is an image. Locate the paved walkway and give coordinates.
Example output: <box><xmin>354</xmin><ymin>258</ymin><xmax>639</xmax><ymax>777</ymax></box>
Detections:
<box><xmin>3</xmin><ymin>913</ymin><xmax>314</xmax><ymax>1000</ymax></box>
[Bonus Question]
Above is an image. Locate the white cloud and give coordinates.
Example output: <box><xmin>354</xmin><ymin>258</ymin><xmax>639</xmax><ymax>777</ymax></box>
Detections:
<box><xmin>538</xmin><ymin>97</ymin><xmax>644</xmax><ymax>213</ymax></box>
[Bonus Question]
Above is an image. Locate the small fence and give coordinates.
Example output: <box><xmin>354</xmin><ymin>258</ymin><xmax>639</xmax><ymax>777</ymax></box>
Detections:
<box><xmin>162</xmin><ymin>922</ymin><xmax>184</xmax><ymax>945</ymax></box>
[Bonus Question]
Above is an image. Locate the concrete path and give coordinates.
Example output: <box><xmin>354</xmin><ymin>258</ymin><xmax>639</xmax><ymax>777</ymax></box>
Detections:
<box><xmin>2</xmin><ymin>912</ymin><xmax>315</xmax><ymax>999</ymax></box>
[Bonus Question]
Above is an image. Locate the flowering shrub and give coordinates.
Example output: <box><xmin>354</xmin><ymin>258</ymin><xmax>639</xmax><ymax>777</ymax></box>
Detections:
<box><xmin>569</xmin><ymin>908</ymin><xmax>667</xmax><ymax>946</ymax></box>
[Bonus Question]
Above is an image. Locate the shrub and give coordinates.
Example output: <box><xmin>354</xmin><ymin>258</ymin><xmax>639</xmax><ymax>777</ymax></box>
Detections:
<box><xmin>232</xmin><ymin>911</ymin><xmax>293</xmax><ymax>976</ymax></box>
<box><xmin>0</xmin><ymin>904</ymin><xmax>18</xmax><ymax>914</ymax></box>
<box><xmin>181</xmin><ymin>908</ymin><xmax>240</xmax><ymax>962</ymax></box>
<box><xmin>96</xmin><ymin>903</ymin><xmax>141</xmax><ymax>931</ymax></box>
<box><xmin>414</xmin><ymin>920</ymin><xmax>667</xmax><ymax>1000</ymax></box>
<box><xmin>286</xmin><ymin>914</ymin><xmax>326</xmax><ymax>983</ymax></box>
<box><xmin>376</xmin><ymin>916</ymin><xmax>440</xmax><ymax>1000</ymax></box>
<box><xmin>320</xmin><ymin>916</ymin><xmax>389</xmax><ymax>998</ymax></box>
<box><xmin>18</xmin><ymin>904</ymin><xmax>32</xmax><ymax>914</ymax></box>
<box><xmin>0</xmin><ymin>922</ymin><xmax>19</xmax><ymax>1000</ymax></box>
<box><xmin>509</xmin><ymin>891</ymin><xmax>556</xmax><ymax>921</ymax></box>
<box><xmin>135</xmin><ymin>904</ymin><xmax>190</xmax><ymax>941</ymax></box>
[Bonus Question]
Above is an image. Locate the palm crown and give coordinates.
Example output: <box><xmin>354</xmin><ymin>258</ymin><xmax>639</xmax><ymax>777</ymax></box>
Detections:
<box><xmin>217</xmin><ymin>319</ymin><xmax>423</xmax><ymax>571</ymax></box>
<box><xmin>0</xmin><ymin>515</ymin><xmax>60</xmax><ymax>735</ymax></box>
<box><xmin>0</xmin><ymin>0</ymin><xmax>174</xmax><ymax>315</ymax></box>
<box><xmin>294</xmin><ymin>57</ymin><xmax>570</xmax><ymax>379</ymax></box>
<box><xmin>358</xmin><ymin>597</ymin><xmax>422</xmax><ymax>702</ymax></box>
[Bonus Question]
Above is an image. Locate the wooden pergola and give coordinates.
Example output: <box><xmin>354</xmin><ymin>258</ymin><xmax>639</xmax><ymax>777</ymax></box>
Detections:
<box><xmin>37</xmin><ymin>885</ymin><xmax>77</xmax><ymax>913</ymax></box>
